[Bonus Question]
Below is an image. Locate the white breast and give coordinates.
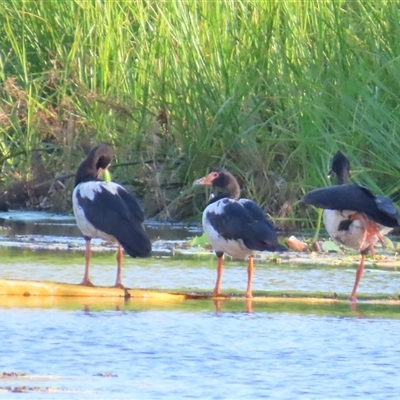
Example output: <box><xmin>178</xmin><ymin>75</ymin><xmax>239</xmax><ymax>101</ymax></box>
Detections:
<box><xmin>323</xmin><ymin>209</ymin><xmax>392</xmax><ymax>251</ymax></box>
<box><xmin>202</xmin><ymin>199</ymin><xmax>256</xmax><ymax>259</ymax></box>
<box><xmin>72</xmin><ymin>183</ymin><xmax>117</xmax><ymax>242</ymax></box>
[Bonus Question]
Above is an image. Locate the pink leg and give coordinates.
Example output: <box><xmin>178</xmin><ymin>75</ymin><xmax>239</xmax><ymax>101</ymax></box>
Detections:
<box><xmin>349</xmin><ymin>253</ymin><xmax>365</xmax><ymax>301</ymax></box>
<box><xmin>353</xmin><ymin>214</ymin><xmax>384</xmax><ymax>257</ymax></box>
<box><xmin>246</xmin><ymin>256</ymin><xmax>254</xmax><ymax>298</ymax></box>
<box><xmin>349</xmin><ymin>215</ymin><xmax>388</xmax><ymax>301</ymax></box>
<box><xmin>114</xmin><ymin>245</ymin><xmax>125</xmax><ymax>288</ymax></box>
<box><xmin>366</xmin><ymin>223</ymin><xmax>385</xmax><ymax>257</ymax></box>
<box><xmin>213</xmin><ymin>256</ymin><xmax>224</xmax><ymax>297</ymax></box>
<box><xmin>81</xmin><ymin>239</ymin><xmax>95</xmax><ymax>286</ymax></box>
<box><xmin>358</xmin><ymin>228</ymin><xmax>369</xmax><ymax>252</ymax></box>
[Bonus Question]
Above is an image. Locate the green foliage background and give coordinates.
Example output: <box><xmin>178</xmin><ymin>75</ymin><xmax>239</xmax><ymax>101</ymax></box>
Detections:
<box><xmin>1</xmin><ymin>0</ymin><xmax>400</xmax><ymax>225</ymax></box>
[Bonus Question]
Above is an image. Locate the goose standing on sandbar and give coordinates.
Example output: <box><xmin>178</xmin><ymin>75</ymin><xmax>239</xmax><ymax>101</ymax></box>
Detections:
<box><xmin>72</xmin><ymin>145</ymin><xmax>152</xmax><ymax>288</ymax></box>
<box><xmin>303</xmin><ymin>151</ymin><xmax>400</xmax><ymax>301</ymax></box>
<box><xmin>194</xmin><ymin>168</ymin><xmax>286</xmax><ymax>298</ymax></box>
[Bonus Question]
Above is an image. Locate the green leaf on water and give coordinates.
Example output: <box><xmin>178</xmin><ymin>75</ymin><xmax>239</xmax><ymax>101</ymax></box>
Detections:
<box><xmin>321</xmin><ymin>240</ymin><xmax>341</xmax><ymax>252</ymax></box>
<box><xmin>189</xmin><ymin>233</ymin><xmax>210</xmax><ymax>247</ymax></box>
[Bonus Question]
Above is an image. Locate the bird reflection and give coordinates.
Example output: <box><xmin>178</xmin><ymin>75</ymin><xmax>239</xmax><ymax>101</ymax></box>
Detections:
<box><xmin>212</xmin><ymin>298</ymin><xmax>253</xmax><ymax>313</ymax></box>
<box><xmin>349</xmin><ymin>301</ymin><xmax>364</xmax><ymax>318</ymax></box>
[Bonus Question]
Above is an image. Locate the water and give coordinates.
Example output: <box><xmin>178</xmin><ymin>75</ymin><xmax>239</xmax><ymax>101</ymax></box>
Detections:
<box><xmin>0</xmin><ymin>212</ymin><xmax>400</xmax><ymax>398</ymax></box>
<box><xmin>1</xmin><ymin>307</ymin><xmax>400</xmax><ymax>399</ymax></box>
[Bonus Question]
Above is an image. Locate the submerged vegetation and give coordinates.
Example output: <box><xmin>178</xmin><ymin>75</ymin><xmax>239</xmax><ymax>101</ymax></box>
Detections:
<box><xmin>0</xmin><ymin>1</ymin><xmax>400</xmax><ymax>226</ymax></box>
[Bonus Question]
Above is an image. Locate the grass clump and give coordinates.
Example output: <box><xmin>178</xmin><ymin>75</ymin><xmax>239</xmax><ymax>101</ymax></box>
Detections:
<box><xmin>0</xmin><ymin>1</ymin><xmax>399</xmax><ymax>227</ymax></box>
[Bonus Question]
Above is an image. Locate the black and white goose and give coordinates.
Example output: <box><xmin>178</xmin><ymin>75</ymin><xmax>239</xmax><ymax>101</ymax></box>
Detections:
<box><xmin>194</xmin><ymin>168</ymin><xmax>285</xmax><ymax>298</ymax></box>
<box><xmin>72</xmin><ymin>145</ymin><xmax>152</xmax><ymax>288</ymax></box>
<box><xmin>303</xmin><ymin>151</ymin><xmax>400</xmax><ymax>300</ymax></box>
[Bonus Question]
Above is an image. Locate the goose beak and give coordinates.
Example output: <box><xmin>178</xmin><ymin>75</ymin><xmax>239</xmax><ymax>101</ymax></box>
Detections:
<box><xmin>193</xmin><ymin>173</ymin><xmax>215</xmax><ymax>186</ymax></box>
<box><xmin>193</xmin><ymin>177</ymin><xmax>206</xmax><ymax>186</ymax></box>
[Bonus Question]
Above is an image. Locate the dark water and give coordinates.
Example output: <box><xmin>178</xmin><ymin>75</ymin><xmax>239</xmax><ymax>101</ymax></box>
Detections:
<box><xmin>0</xmin><ymin>210</ymin><xmax>200</xmax><ymax>240</ymax></box>
<box><xmin>0</xmin><ymin>211</ymin><xmax>400</xmax><ymax>398</ymax></box>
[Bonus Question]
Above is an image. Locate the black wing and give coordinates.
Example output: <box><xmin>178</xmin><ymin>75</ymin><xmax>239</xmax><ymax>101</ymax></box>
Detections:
<box><xmin>77</xmin><ymin>183</ymin><xmax>151</xmax><ymax>257</ymax></box>
<box><xmin>303</xmin><ymin>184</ymin><xmax>399</xmax><ymax>227</ymax></box>
<box><xmin>207</xmin><ymin>199</ymin><xmax>281</xmax><ymax>251</ymax></box>
<box><xmin>375</xmin><ymin>195</ymin><xmax>400</xmax><ymax>221</ymax></box>
<box><xmin>116</xmin><ymin>185</ymin><xmax>146</xmax><ymax>223</ymax></box>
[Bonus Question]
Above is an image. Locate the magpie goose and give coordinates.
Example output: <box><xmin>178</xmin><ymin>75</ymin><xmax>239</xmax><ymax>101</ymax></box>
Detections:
<box><xmin>303</xmin><ymin>151</ymin><xmax>399</xmax><ymax>300</ymax></box>
<box><xmin>194</xmin><ymin>167</ymin><xmax>285</xmax><ymax>298</ymax></box>
<box><xmin>72</xmin><ymin>145</ymin><xmax>151</xmax><ymax>288</ymax></box>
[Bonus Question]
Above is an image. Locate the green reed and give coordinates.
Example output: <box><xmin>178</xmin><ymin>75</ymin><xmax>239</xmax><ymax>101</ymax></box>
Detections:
<box><xmin>0</xmin><ymin>0</ymin><xmax>400</xmax><ymax>224</ymax></box>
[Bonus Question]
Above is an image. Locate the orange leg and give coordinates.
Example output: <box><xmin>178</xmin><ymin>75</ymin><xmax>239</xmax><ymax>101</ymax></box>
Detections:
<box><xmin>246</xmin><ymin>256</ymin><xmax>254</xmax><ymax>298</ymax></box>
<box><xmin>359</xmin><ymin>224</ymin><xmax>383</xmax><ymax>257</ymax></box>
<box><xmin>213</xmin><ymin>255</ymin><xmax>224</xmax><ymax>297</ymax></box>
<box><xmin>114</xmin><ymin>245</ymin><xmax>125</xmax><ymax>288</ymax></box>
<box><xmin>350</xmin><ymin>213</ymin><xmax>384</xmax><ymax>257</ymax></box>
<box><xmin>366</xmin><ymin>223</ymin><xmax>385</xmax><ymax>255</ymax></box>
<box><xmin>81</xmin><ymin>239</ymin><xmax>95</xmax><ymax>286</ymax></box>
<box><xmin>358</xmin><ymin>228</ymin><xmax>370</xmax><ymax>254</ymax></box>
<box><xmin>348</xmin><ymin>214</ymin><xmax>388</xmax><ymax>301</ymax></box>
<box><xmin>349</xmin><ymin>253</ymin><xmax>365</xmax><ymax>301</ymax></box>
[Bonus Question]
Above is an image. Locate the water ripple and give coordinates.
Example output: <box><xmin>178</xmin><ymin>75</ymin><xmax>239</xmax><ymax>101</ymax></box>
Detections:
<box><xmin>2</xmin><ymin>310</ymin><xmax>400</xmax><ymax>399</ymax></box>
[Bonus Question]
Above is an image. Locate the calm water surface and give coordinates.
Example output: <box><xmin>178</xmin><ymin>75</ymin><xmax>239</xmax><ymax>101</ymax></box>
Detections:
<box><xmin>0</xmin><ymin>212</ymin><xmax>399</xmax><ymax>398</ymax></box>
<box><xmin>1</xmin><ymin>306</ymin><xmax>400</xmax><ymax>399</ymax></box>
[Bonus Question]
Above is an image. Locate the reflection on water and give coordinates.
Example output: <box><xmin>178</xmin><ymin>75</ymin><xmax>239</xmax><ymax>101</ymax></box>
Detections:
<box><xmin>0</xmin><ymin>211</ymin><xmax>201</xmax><ymax>240</ymax></box>
<box><xmin>0</xmin><ymin>211</ymin><xmax>399</xmax><ymax>398</ymax></box>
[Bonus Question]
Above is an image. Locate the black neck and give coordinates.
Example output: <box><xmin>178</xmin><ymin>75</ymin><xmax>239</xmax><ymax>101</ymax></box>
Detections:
<box><xmin>330</xmin><ymin>151</ymin><xmax>350</xmax><ymax>185</ymax></box>
<box><xmin>75</xmin><ymin>158</ymin><xmax>98</xmax><ymax>186</ymax></box>
<box><xmin>336</xmin><ymin>169</ymin><xmax>349</xmax><ymax>185</ymax></box>
<box><xmin>74</xmin><ymin>145</ymin><xmax>112</xmax><ymax>186</ymax></box>
<box><xmin>207</xmin><ymin>193</ymin><xmax>230</xmax><ymax>205</ymax></box>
